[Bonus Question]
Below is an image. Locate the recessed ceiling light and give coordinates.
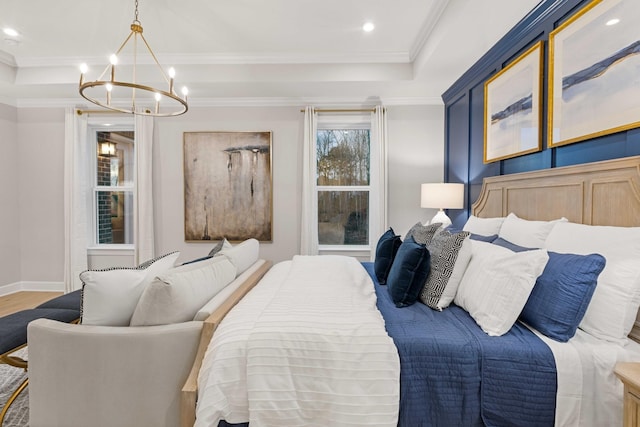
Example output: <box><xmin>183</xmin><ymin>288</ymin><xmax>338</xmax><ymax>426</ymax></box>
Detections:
<box><xmin>3</xmin><ymin>28</ymin><xmax>19</xmax><ymax>37</ymax></box>
<box><xmin>606</xmin><ymin>18</ymin><xmax>620</xmax><ymax>26</ymax></box>
<box><xmin>363</xmin><ymin>22</ymin><xmax>375</xmax><ymax>32</ymax></box>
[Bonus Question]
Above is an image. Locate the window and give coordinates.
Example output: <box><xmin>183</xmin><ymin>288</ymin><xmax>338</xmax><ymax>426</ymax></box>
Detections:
<box><xmin>91</xmin><ymin>124</ymin><xmax>135</xmax><ymax>246</ymax></box>
<box><xmin>315</xmin><ymin>115</ymin><xmax>379</xmax><ymax>250</ymax></box>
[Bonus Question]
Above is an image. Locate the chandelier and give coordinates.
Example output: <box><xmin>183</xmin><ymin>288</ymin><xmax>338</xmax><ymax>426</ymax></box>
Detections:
<box><xmin>78</xmin><ymin>0</ymin><xmax>188</xmax><ymax>116</ymax></box>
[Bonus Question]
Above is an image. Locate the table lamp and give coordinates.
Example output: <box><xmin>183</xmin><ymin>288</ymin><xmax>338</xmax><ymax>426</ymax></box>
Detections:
<box><xmin>420</xmin><ymin>183</ymin><xmax>464</xmax><ymax>227</ymax></box>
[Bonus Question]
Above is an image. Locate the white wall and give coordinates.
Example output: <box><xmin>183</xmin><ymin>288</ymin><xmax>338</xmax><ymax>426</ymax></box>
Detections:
<box><xmin>153</xmin><ymin>106</ymin><xmax>302</xmax><ymax>264</ymax></box>
<box><xmin>0</xmin><ymin>104</ymin><xmax>21</xmax><ymax>288</ymax></box>
<box><xmin>17</xmin><ymin>108</ymin><xmax>66</xmax><ymax>283</ymax></box>
<box><xmin>0</xmin><ymin>103</ymin><xmax>444</xmax><ymax>288</ymax></box>
<box><xmin>387</xmin><ymin>105</ymin><xmax>444</xmax><ymax>237</ymax></box>
<box><xmin>154</xmin><ymin>105</ymin><xmax>444</xmax><ymax>264</ymax></box>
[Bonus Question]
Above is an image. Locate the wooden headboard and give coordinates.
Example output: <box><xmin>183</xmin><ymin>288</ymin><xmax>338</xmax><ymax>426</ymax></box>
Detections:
<box><xmin>471</xmin><ymin>155</ymin><xmax>640</xmax><ymax>341</ymax></box>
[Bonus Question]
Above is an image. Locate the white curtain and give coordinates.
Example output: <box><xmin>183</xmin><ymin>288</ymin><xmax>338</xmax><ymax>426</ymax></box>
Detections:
<box><xmin>370</xmin><ymin>105</ymin><xmax>388</xmax><ymax>260</ymax></box>
<box><xmin>300</xmin><ymin>106</ymin><xmax>319</xmax><ymax>255</ymax></box>
<box><xmin>63</xmin><ymin>108</ymin><xmax>89</xmax><ymax>292</ymax></box>
<box><xmin>134</xmin><ymin>113</ymin><xmax>155</xmax><ymax>265</ymax></box>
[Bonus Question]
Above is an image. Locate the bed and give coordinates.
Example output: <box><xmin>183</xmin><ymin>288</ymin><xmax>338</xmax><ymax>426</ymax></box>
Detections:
<box><xmin>182</xmin><ymin>155</ymin><xmax>640</xmax><ymax>427</ymax></box>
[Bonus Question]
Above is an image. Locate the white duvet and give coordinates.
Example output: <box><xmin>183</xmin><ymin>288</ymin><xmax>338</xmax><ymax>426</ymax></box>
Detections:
<box><xmin>195</xmin><ymin>255</ymin><xmax>400</xmax><ymax>427</ymax></box>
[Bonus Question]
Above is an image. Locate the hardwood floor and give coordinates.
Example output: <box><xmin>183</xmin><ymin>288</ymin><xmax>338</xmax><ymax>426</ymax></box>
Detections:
<box><xmin>0</xmin><ymin>292</ymin><xmax>63</xmax><ymax>317</ymax></box>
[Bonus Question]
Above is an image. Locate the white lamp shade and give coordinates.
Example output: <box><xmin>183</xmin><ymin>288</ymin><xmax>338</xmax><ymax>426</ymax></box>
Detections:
<box><xmin>420</xmin><ymin>183</ymin><xmax>464</xmax><ymax>209</ymax></box>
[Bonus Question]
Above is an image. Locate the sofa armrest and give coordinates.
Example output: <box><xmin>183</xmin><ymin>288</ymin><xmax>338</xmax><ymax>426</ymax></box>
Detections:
<box><xmin>28</xmin><ymin>319</ymin><xmax>202</xmax><ymax>427</ymax></box>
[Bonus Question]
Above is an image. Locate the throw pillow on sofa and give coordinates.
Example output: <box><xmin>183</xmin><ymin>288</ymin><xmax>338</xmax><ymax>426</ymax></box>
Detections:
<box><xmin>130</xmin><ymin>255</ymin><xmax>237</xmax><ymax>326</ymax></box>
<box><xmin>216</xmin><ymin>238</ymin><xmax>260</xmax><ymax>275</ymax></box>
<box><xmin>208</xmin><ymin>238</ymin><xmax>232</xmax><ymax>256</ymax></box>
<box><xmin>80</xmin><ymin>251</ymin><xmax>180</xmax><ymax>326</ymax></box>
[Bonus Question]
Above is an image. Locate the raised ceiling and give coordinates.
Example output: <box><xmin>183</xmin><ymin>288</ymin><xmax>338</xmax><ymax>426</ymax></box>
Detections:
<box><xmin>0</xmin><ymin>0</ymin><xmax>541</xmax><ymax>108</ymax></box>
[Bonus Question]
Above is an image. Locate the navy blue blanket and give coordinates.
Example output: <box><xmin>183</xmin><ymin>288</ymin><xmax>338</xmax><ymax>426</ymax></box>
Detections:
<box><xmin>362</xmin><ymin>262</ymin><xmax>557</xmax><ymax>427</ymax></box>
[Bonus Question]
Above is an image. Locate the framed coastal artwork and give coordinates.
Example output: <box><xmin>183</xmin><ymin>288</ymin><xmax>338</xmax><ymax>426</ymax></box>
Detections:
<box><xmin>183</xmin><ymin>131</ymin><xmax>273</xmax><ymax>242</ymax></box>
<box><xmin>548</xmin><ymin>0</ymin><xmax>640</xmax><ymax>147</ymax></box>
<box><xmin>484</xmin><ymin>41</ymin><xmax>544</xmax><ymax>163</ymax></box>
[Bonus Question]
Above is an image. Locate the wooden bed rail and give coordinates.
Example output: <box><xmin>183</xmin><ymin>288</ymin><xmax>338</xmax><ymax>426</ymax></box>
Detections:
<box><xmin>181</xmin><ymin>260</ymin><xmax>272</xmax><ymax>427</ymax></box>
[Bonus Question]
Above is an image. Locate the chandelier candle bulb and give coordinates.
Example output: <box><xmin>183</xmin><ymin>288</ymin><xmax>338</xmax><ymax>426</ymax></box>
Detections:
<box><xmin>79</xmin><ymin>63</ymin><xmax>88</xmax><ymax>85</ymax></box>
<box><xmin>106</xmin><ymin>83</ymin><xmax>113</xmax><ymax>106</ymax></box>
<box><xmin>109</xmin><ymin>54</ymin><xmax>118</xmax><ymax>82</ymax></box>
<box><xmin>155</xmin><ymin>92</ymin><xmax>161</xmax><ymax>114</ymax></box>
<box><xmin>169</xmin><ymin>67</ymin><xmax>175</xmax><ymax>93</ymax></box>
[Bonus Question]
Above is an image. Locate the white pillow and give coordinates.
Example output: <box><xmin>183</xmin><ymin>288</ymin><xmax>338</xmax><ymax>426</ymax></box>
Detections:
<box><xmin>544</xmin><ymin>222</ymin><xmax>640</xmax><ymax>344</ymax></box>
<box><xmin>454</xmin><ymin>241</ymin><xmax>549</xmax><ymax>336</ymax></box>
<box><xmin>130</xmin><ymin>256</ymin><xmax>237</xmax><ymax>326</ymax></box>
<box><xmin>217</xmin><ymin>238</ymin><xmax>260</xmax><ymax>275</ymax></box>
<box><xmin>193</xmin><ymin>259</ymin><xmax>266</xmax><ymax>321</ymax></box>
<box><xmin>80</xmin><ymin>252</ymin><xmax>180</xmax><ymax>326</ymax></box>
<box><xmin>498</xmin><ymin>212</ymin><xmax>567</xmax><ymax>248</ymax></box>
<box><xmin>462</xmin><ymin>215</ymin><xmax>505</xmax><ymax>236</ymax></box>
<box><xmin>436</xmin><ymin>238</ymin><xmax>472</xmax><ymax>310</ymax></box>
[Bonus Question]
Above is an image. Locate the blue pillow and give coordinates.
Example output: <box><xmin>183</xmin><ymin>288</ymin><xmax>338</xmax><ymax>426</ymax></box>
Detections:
<box><xmin>374</xmin><ymin>228</ymin><xmax>402</xmax><ymax>285</ymax></box>
<box><xmin>181</xmin><ymin>255</ymin><xmax>213</xmax><ymax>266</ymax></box>
<box><xmin>386</xmin><ymin>235</ymin><xmax>431</xmax><ymax>308</ymax></box>
<box><xmin>491</xmin><ymin>237</ymin><xmax>533</xmax><ymax>252</ymax></box>
<box><xmin>520</xmin><ymin>252</ymin><xmax>606</xmax><ymax>342</ymax></box>
<box><xmin>469</xmin><ymin>233</ymin><xmax>499</xmax><ymax>243</ymax></box>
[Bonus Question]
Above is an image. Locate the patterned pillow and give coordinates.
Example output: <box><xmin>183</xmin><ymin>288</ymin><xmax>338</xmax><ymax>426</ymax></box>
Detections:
<box><xmin>419</xmin><ymin>230</ymin><xmax>471</xmax><ymax>310</ymax></box>
<box><xmin>404</xmin><ymin>222</ymin><xmax>442</xmax><ymax>245</ymax></box>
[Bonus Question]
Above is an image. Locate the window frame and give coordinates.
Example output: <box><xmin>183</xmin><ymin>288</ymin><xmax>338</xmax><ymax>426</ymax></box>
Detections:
<box><xmin>87</xmin><ymin>117</ymin><xmax>135</xmax><ymax>252</ymax></box>
<box><xmin>315</xmin><ymin>113</ymin><xmax>380</xmax><ymax>253</ymax></box>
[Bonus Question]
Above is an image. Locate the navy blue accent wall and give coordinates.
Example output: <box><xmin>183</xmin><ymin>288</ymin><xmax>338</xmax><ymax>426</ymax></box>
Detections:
<box><xmin>442</xmin><ymin>0</ymin><xmax>640</xmax><ymax>229</ymax></box>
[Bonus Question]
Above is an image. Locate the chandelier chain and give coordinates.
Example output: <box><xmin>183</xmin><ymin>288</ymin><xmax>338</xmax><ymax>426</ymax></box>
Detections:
<box><xmin>134</xmin><ymin>0</ymin><xmax>139</xmax><ymax>24</ymax></box>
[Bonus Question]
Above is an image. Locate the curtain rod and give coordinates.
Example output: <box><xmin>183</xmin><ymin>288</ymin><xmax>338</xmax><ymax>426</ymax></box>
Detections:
<box><xmin>76</xmin><ymin>109</ymin><xmax>152</xmax><ymax>116</ymax></box>
<box><xmin>299</xmin><ymin>108</ymin><xmax>377</xmax><ymax>113</ymax></box>
<box><xmin>79</xmin><ymin>108</ymin><xmax>377</xmax><ymax>115</ymax></box>
<box><xmin>76</xmin><ymin>109</ymin><xmax>127</xmax><ymax>116</ymax></box>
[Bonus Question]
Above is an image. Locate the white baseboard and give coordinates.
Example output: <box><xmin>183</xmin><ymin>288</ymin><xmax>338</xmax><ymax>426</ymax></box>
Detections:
<box><xmin>0</xmin><ymin>281</ymin><xmax>65</xmax><ymax>296</ymax></box>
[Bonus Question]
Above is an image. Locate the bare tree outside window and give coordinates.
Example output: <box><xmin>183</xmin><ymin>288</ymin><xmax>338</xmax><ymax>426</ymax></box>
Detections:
<box><xmin>316</xmin><ymin>129</ymin><xmax>371</xmax><ymax>246</ymax></box>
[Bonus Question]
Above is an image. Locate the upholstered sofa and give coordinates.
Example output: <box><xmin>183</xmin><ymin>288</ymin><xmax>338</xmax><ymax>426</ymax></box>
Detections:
<box><xmin>27</xmin><ymin>239</ymin><xmax>270</xmax><ymax>427</ymax></box>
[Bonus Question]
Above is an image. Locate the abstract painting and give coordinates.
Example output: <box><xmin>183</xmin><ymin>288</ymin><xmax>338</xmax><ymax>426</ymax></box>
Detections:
<box><xmin>184</xmin><ymin>131</ymin><xmax>272</xmax><ymax>242</ymax></box>
<box><xmin>484</xmin><ymin>41</ymin><xmax>543</xmax><ymax>163</ymax></box>
<box><xmin>548</xmin><ymin>0</ymin><xmax>640</xmax><ymax>147</ymax></box>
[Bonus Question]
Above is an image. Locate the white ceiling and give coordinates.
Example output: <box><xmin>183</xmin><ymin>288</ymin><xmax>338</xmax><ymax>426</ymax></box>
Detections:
<box><xmin>0</xmin><ymin>0</ymin><xmax>541</xmax><ymax>108</ymax></box>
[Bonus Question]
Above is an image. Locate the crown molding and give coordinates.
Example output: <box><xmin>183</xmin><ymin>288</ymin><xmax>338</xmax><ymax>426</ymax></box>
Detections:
<box><xmin>409</xmin><ymin>0</ymin><xmax>450</xmax><ymax>61</ymax></box>
<box><xmin>442</xmin><ymin>0</ymin><xmax>574</xmax><ymax>103</ymax></box>
<box><xmin>0</xmin><ymin>96</ymin><xmax>16</xmax><ymax>107</ymax></box>
<box><xmin>14</xmin><ymin>51</ymin><xmax>411</xmax><ymax>68</ymax></box>
<box><xmin>0</xmin><ymin>50</ymin><xmax>16</xmax><ymax>67</ymax></box>
<box><xmin>15</xmin><ymin>95</ymin><xmax>443</xmax><ymax>109</ymax></box>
